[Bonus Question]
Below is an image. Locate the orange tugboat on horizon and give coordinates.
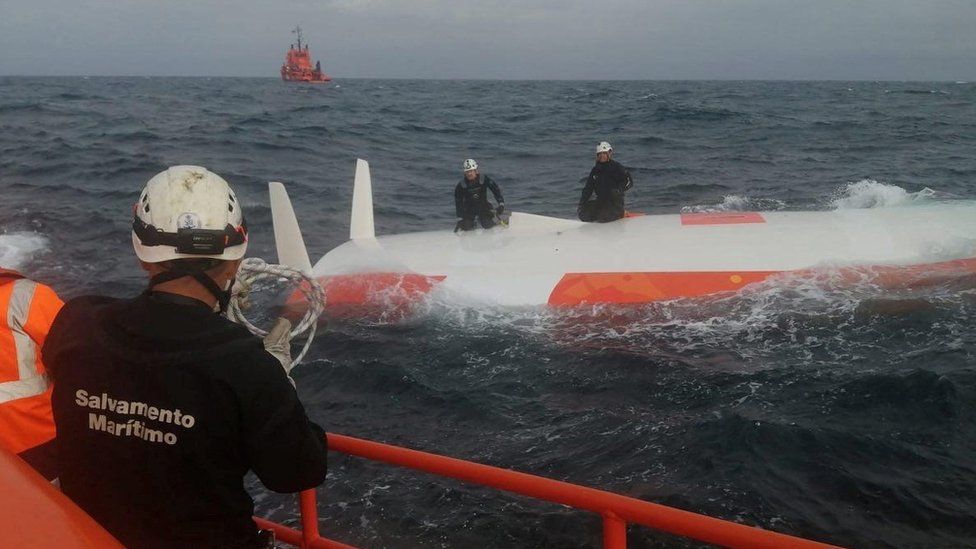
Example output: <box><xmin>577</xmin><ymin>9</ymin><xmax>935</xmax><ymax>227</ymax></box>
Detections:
<box><xmin>281</xmin><ymin>26</ymin><xmax>331</xmax><ymax>83</ymax></box>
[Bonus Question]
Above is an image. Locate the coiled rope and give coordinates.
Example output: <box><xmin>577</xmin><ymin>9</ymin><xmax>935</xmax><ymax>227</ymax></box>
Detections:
<box><xmin>227</xmin><ymin>257</ymin><xmax>326</xmax><ymax>369</ymax></box>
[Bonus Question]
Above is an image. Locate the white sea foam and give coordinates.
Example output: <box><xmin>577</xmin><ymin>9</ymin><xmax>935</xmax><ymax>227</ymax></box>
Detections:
<box><xmin>0</xmin><ymin>232</ymin><xmax>49</xmax><ymax>269</ymax></box>
<box><xmin>829</xmin><ymin>179</ymin><xmax>936</xmax><ymax>210</ymax></box>
<box><xmin>367</xmin><ymin>258</ymin><xmax>976</xmax><ymax>374</ymax></box>
<box><xmin>682</xmin><ymin>194</ymin><xmax>786</xmax><ymax>213</ymax></box>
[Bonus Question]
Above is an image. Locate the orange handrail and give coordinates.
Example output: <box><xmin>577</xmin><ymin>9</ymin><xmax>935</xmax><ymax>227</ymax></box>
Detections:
<box><xmin>257</xmin><ymin>433</ymin><xmax>843</xmax><ymax>549</ymax></box>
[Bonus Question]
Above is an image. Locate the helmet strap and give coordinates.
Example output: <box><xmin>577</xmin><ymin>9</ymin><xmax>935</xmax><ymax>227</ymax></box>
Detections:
<box><xmin>148</xmin><ymin>263</ymin><xmax>233</xmax><ymax>314</ymax></box>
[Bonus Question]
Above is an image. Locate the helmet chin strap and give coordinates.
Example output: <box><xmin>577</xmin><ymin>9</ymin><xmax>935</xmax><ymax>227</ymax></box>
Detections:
<box><xmin>148</xmin><ymin>264</ymin><xmax>234</xmax><ymax>313</ymax></box>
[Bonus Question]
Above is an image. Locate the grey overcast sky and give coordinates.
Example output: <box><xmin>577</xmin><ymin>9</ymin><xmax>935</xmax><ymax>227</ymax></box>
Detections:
<box><xmin>0</xmin><ymin>0</ymin><xmax>973</xmax><ymax>80</ymax></box>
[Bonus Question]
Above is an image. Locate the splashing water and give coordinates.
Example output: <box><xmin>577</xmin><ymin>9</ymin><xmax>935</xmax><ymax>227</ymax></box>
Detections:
<box><xmin>0</xmin><ymin>232</ymin><xmax>49</xmax><ymax>270</ymax></box>
<box><xmin>347</xmin><ymin>263</ymin><xmax>976</xmax><ymax>369</ymax></box>
<box><xmin>830</xmin><ymin>179</ymin><xmax>937</xmax><ymax>209</ymax></box>
<box><xmin>682</xmin><ymin>194</ymin><xmax>787</xmax><ymax>213</ymax></box>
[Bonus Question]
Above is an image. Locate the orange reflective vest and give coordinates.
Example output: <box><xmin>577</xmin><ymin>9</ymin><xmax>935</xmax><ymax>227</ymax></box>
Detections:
<box><xmin>0</xmin><ymin>270</ymin><xmax>63</xmax><ymax>455</ymax></box>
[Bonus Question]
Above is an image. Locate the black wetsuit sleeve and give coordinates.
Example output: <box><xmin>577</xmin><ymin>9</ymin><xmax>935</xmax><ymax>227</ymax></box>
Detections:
<box><xmin>580</xmin><ymin>168</ymin><xmax>596</xmax><ymax>205</ymax></box>
<box><xmin>454</xmin><ymin>183</ymin><xmax>465</xmax><ymax>218</ymax></box>
<box><xmin>239</xmin><ymin>352</ymin><xmax>328</xmax><ymax>493</ymax></box>
<box><xmin>619</xmin><ymin>164</ymin><xmax>633</xmax><ymax>192</ymax></box>
<box><xmin>485</xmin><ymin>176</ymin><xmax>505</xmax><ymax>205</ymax></box>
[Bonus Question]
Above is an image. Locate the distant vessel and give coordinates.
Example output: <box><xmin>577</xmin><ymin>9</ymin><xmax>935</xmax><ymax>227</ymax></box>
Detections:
<box><xmin>280</xmin><ymin>26</ymin><xmax>331</xmax><ymax>83</ymax></box>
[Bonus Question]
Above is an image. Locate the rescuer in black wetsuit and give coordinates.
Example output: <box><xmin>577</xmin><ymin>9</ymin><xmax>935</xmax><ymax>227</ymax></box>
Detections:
<box><xmin>454</xmin><ymin>158</ymin><xmax>505</xmax><ymax>231</ymax></box>
<box><xmin>43</xmin><ymin>166</ymin><xmax>328</xmax><ymax>549</ymax></box>
<box><xmin>578</xmin><ymin>141</ymin><xmax>634</xmax><ymax>223</ymax></box>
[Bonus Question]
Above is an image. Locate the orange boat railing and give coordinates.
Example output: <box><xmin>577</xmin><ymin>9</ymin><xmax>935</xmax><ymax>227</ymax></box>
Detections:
<box><xmin>256</xmin><ymin>432</ymin><xmax>843</xmax><ymax>549</ymax></box>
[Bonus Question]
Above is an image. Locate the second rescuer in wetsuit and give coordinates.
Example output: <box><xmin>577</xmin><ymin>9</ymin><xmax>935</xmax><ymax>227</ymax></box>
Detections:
<box><xmin>578</xmin><ymin>141</ymin><xmax>633</xmax><ymax>223</ymax></box>
<box><xmin>43</xmin><ymin>166</ymin><xmax>328</xmax><ymax>549</ymax></box>
<box><xmin>455</xmin><ymin>158</ymin><xmax>505</xmax><ymax>231</ymax></box>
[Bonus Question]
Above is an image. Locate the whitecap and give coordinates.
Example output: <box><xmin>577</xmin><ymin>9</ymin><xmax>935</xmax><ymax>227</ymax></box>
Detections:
<box><xmin>829</xmin><ymin>179</ymin><xmax>935</xmax><ymax>210</ymax></box>
<box><xmin>0</xmin><ymin>232</ymin><xmax>49</xmax><ymax>270</ymax></box>
<box><xmin>681</xmin><ymin>194</ymin><xmax>787</xmax><ymax>213</ymax></box>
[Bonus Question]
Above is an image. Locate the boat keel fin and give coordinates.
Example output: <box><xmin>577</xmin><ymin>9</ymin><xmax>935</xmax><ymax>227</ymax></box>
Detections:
<box><xmin>269</xmin><ymin>182</ymin><xmax>313</xmax><ymax>273</ymax></box>
<box><xmin>350</xmin><ymin>159</ymin><xmax>376</xmax><ymax>241</ymax></box>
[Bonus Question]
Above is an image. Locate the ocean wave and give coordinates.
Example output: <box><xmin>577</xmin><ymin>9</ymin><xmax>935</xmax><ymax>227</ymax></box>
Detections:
<box><xmin>395</xmin><ymin>123</ymin><xmax>463</xmax><ymax>134</ymax></box>
<box><xmin>55</xmin><ymin>92</ymin><xmax>92</xmax><ymax>101</ymax></box>
<box><xmin>357</xmin><ymin>261</ymin><xmax>976</xmax><ymax>372</ymax></box>
<box><xmin>0</xmin><ymin>102</ymin><xmax>44</xmax><ymax>114</ymax></box>
<box><xmin>0</xmin><ymin>232</ymin><xmax>49</xmax><ymax>269</ymax></box>
<box><xmin>232</xmin><ymin>115</ymin><xmax>274</xmax><ymax>128</ymax></box>
<box><xmin>502</xmin><ymin>113</ymin><xmax>536</xmax><ymax>123</ymax></box>
<box><xmin>829</xmin><ymin>179</ymin><xmax>936</xmax><ymax>209</ymax></box>
<box><xmin>81</xmin><ymin>157</ymin><xmax>161</xmax><ymax>180</ymax></box>
<box><xmin>681</xmin><ymin>194</ymin><xmax>787</xmax><ymax>213</ymax></box>
<box><xmin>637</xmin><ymin>135</ymin><xmax>668</xmax><ymax>145</ymax></box>
<box><xmin>291</xmin><ymin>104</ymin><xmax>333</xmax><ymax>114</ymax></box>
<box><xmin>830</xmin><ymin>370</ymin><xmax>958</xmax><ymax>420</ymax></box>
<box><xmin>652</xmin><ymin>105</ymin><xmax>745</xmax><ymax>122</ymax></box>
<box><xmin>659</xmin><ymin>180</ymin><xmax>730</xmax><ymax>190</ymax></box>
<box><xmin>884</xmin><ymin>89</ymin><xmax>950</xmax><ymax>96</ymax></box>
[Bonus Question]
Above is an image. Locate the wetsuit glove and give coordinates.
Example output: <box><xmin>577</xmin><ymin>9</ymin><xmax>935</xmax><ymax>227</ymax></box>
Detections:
<box><xmin>263</xmin><ymin>317</ymin><xmax>295</xmax><ymax>377</ymax></box>
<box><xmin>496</xmin><ymin>204</ymin><xmax>505</xmax><ymax>216</ymax></box>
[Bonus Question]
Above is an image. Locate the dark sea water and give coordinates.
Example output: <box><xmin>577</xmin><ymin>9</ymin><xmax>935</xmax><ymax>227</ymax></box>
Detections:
<box><xmin>3</xmin><ymin>77</ymin><xmax>976</xmax><ymax>548</ymax></box>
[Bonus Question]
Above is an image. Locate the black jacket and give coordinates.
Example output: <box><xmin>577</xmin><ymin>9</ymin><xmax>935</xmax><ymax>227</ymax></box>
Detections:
<box><xmin>579</xmin><ymin>159</ymin><xmax>633</xmax><ymax>213</ymax></box>
<box><xmin>455</xmin><ymin>175</ymin><xmax>504</xmax><ymax>219</ymax></box>
<box><xmin>43</xmin><ymin>293</ymin><xmax>329</xmax><ymax>549</ymax></box>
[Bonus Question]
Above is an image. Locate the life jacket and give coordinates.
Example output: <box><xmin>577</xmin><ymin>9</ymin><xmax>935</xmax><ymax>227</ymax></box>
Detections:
<box><xmin>0</xmin><ymin>271</ymin><xmax>63</xmax><ymax>455</ymax></box>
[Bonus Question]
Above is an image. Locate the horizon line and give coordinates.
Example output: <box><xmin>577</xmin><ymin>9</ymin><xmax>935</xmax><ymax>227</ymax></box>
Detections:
<box><xmin>0</xmin><ymin>74</ymin><xmax>971</xmax><ymax>83</ymax></box>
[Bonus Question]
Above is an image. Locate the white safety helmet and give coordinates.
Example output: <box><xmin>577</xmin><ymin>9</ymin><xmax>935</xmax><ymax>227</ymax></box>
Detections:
<box><xmin>462</xmin><ymin>158</ymin><xmax>479</xmax><ymax>172</ymax></box>
<box><xmin>596</xmin><ymin>141</ymin><xmax>613</xmax><ymax>154</ymax></box>
<box><xmin>132</xmin><ymin>166</ymin><xmax>248</xmax><ymax>264</ymax></box>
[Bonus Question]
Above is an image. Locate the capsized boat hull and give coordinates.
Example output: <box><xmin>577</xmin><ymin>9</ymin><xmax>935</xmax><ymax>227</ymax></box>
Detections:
<box><xmin>270</xmin><ymin>161</ymin><xmax>976</xmax><ymax>314</ymax></box>
<box><xmin>307</xmin><ymin>203</ymin><xmax>976</xmax><ymax>309</ymax></box>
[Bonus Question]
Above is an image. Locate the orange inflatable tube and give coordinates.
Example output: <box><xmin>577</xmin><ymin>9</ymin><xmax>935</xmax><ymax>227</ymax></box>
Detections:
<box><xmin>0</xmin><ymin>447</ymin><xmax>122</xmax><ymax>548</ymax></box>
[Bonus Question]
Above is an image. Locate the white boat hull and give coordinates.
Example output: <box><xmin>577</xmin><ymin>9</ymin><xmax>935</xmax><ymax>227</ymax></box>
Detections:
<box><xmin>271</xmin><ymin>161</ymin><xmax>976</xmax><ymax>313</ymax></box>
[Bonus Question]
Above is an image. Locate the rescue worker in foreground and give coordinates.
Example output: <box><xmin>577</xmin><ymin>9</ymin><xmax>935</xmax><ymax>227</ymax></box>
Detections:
<box><xmin>578</xmin><ymin>141</ymin><xmax>633</xmax><ymax>222</ymax></box>
<box><xmin>0</xmin><ymin>268</ymin><xmax>62</xmax><ymax>480</ymax></box>
<box><xmin>43</xmin><ymin>166</ymin><xmax>329</xmax><ymax>549</ymax></box>
<box><xmin>454</xmin><ymin>158</ymin><xmax>505</xmax><ymax>231</ymax></box>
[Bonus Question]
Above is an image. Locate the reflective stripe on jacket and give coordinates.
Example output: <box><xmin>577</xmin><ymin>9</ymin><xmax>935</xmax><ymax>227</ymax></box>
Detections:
<box><xmin>0</xmin><ymin>272</ymin><xmax>63</xmax><ymax>454</ymax></box>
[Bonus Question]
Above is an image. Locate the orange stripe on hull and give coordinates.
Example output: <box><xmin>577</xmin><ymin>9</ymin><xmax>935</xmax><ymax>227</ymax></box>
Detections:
<box><xmin>548</xmin><ymin>257</ymin><xmax>976</xmax><ymax>306</ymax></box>
<box><xmin>284</xmin><ymin>273</ymin><xmax>446</xmax><ymax>318</ymax></box>
<box><xmin>282</xmin><ymin>258</ymin><xmax>976</xmax><ymax>314</ymax></box>
<box><xmin>680</xmin><ymin>212</ymin><xmax>766</xmax><ymax>225</ymax></box>
<box><xmin>548</xmin><ymin>271</ymin><xmax>778</xmax><ymax>306</ymax></box>
<box><xmin>851</xmin><ymin>256</ymin><xmax>976</xmax><ymax>288</ymax></box>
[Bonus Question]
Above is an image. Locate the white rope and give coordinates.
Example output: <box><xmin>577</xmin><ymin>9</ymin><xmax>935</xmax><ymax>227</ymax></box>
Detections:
<box><xmin>227</xmin><ymin>257</ymin><xmax>326</xmax><ymax>368</ymax></box>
